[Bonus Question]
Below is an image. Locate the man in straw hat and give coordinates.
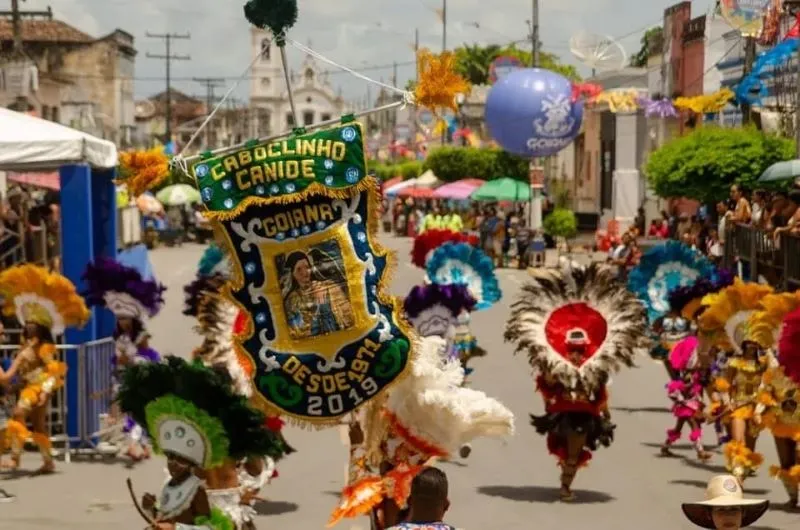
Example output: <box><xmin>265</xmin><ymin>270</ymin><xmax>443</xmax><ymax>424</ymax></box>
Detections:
<box><xmin>681</xmin><ymin>475</ymin><xmax>769</xmax><ymax>529</ymax></box>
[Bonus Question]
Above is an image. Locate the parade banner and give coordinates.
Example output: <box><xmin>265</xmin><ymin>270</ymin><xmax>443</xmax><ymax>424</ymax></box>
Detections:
<box><xmin>192</xmin><ymin>122</ymin><xmax>414</xmax><ymax>424</ymax></box>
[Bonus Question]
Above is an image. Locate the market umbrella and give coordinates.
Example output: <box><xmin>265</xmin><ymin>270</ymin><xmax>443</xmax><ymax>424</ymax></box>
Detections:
<box><xmin>136</xmin><ymin>192</ymin><xmax>163</xmax><ymax>214</ymax></box>
<box><xmin>758</xmin><ymin>159</ymin><xmax>800</xmax><ymax>182</ymax></box>
<box><xmin>156</xmin><ymin>184</ymin><xmax>201</xmax><ymax>206</ymax></box>
<box><xmin>396</xmin><ymin>187</ymin><xmax>436</xmax><ymax>199</ymax></box>
<box><xmin>470</xmin><ymin>177</ymin><xmax>531</xmax><ymax>202</ymax></box>
<box><xmin>382</xmin><ymin>176</ymin><xmax>402</xmax><ymax>191</ymax></box>
<box><xmin>433</xmin><ymin>178</ymin><xmax>485</xmax><ymax>199</ymax></box>
<box><xmin>384</xmin><ymin>178</ymin><xmax>419</xmax><ymax>197</ymax></box>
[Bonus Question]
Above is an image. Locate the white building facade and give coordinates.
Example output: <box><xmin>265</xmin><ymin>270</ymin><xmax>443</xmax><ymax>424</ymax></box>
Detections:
<box><xmin>248</xmin><ymin>28</ymin><xmax>346</xmax><ymax>137</ymax></box>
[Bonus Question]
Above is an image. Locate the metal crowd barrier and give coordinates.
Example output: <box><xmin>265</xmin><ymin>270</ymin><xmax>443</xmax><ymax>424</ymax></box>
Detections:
<box><xmin>723</xmin><ymin>225</ymin><xmax>800</xmax><ymax>290</ymax></box>
<box><xmin>0</xmin><ymin>336</ymin><xmax>115</xmax><ymax>462</ymax></box>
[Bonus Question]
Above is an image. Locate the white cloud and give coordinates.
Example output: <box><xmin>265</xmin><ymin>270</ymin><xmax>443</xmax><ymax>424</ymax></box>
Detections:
<box><xmin>31</xmin><ymin>0</ymin><xmax>716</xmax><ymax>103</ymax></box>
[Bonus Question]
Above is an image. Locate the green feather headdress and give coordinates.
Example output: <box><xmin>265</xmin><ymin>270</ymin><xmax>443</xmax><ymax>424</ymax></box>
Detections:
<box><xmin>117</xmin><ymin>356</ymin><xmax>287</xmax><ymax>465</ymax></box>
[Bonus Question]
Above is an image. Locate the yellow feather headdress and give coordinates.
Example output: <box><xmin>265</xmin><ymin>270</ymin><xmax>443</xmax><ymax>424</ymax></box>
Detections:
<box><xmin>747</xmin><ymin>292</ymin><xmax>800</xmax><ymax>350</ymax></box>
<box><xmin>697</xmin><ymin>279</ymin><xmax>773</xmax><ymax>353</ymax></box>
<box><xmin>414</xmin><ymin>49</ymin><xmax>470</xmax><ymax>114</ymax></box>
<box><xmin>0</xmin><ymin>264</ymin><xmax>90</xmax><ymax>335</ymax></box>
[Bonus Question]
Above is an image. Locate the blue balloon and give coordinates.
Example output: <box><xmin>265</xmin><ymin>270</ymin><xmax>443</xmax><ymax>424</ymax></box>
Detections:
<box><xmin>484</xmin><ymin>68</ymin><xmax>583</xmax><ymax>157</ymax></box>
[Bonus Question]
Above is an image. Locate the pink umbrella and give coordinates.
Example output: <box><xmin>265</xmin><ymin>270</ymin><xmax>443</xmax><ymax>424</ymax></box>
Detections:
<box><xmin>433</xmin><ymin>178</ymin><xmax>485</xmax><ymax>200</ymax></box>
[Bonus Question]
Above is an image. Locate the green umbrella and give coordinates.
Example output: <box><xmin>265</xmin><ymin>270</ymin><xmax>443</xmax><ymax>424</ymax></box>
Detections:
<box><xmin>758</xmin><ymin>159</ymin><xmax>800</xmax><ymax>182</ymax></box>
<box><xmin>156</xmin><ymin>184</ymin><xmax>201</xmax><ymax>206</ymax></box>
<box><xmin>470</xmin><ymin>177</ymin><xmax>531</xmax><ymax>201</ymax></box>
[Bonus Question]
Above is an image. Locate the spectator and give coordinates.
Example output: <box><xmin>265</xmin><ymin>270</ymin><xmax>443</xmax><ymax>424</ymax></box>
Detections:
<box><xmin>386</xmin><ymin>467</ymin><xmax>455</xmax><ymax>530</ymax></box>
<box><xmin>706</xmin><ymin>227</ymin><xmax>723</xmax><ymax>263</ymax></box>
<box><xmin>773</xmin><ymin>190</ymin><xmax>800</xmax><ymax>240</ymax></box>
<box><xmin>717</xmin><ymin>202</ymin><xmax>730</xmax><ymax>246</ymax></box>
<box><xmin>681</xmin><ymin>475</ymin><xmax>768</xmax><ymax>529</ymax></box>
<box><xmin>727</xmin><ymin>184</ymin><xmax>751</xmax><ymax>224</ymax></box>
<box><xmin>676</xmin><ymin>214</ymin><xmax>692</xmax><ymax>241</ymax></box>
<box><xmin>751</xmin><ymin>190</ymin><xmax>767</xmax><ymax>228</ymax></box>
<box><xmin>648</xmin><ymin>218</ymin><xmax>669</xmax><ymax>238</ymax></box>
<box><xmin>634</xmin><ymin>207</ymin><xmax>646</xmax><ymax>235</ymax></box>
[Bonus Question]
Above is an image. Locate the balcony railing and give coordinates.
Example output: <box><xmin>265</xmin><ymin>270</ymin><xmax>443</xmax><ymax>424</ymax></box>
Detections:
<box><xmin>723</xmin><ymin>224</ymin><xmax>800</xmax><ymax>291</ymax></box>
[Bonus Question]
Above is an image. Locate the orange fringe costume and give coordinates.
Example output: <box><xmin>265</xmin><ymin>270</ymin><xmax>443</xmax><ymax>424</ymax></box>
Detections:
<box><xmin>750</xmin><ymin>292</ymin><xmax>800</xmax><ymax>505</ymax></box>
<box><xmin>0</xmin><ymin>264</ymin><xmax>89</xmax><ymax>469</ymax></box>
<box><xmin>698</xmin><ymin>280</ymin><xmax>774</xmax><ymax>483</ymax></box>
<box><xmin>328</xmin><ymin>336</ymin><xmax>513</xmax><ymax>528</ymax></box>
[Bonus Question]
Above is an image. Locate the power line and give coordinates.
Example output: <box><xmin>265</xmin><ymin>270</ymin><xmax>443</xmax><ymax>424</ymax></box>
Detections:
<box><xmin>146</xmin><ymin>31</ymin><xmax>191</xmax><ymax>141</ymax></box>
<box><xmin>194</xmin><ymin>77</ymin><xmax>225</xmax><ymax>148</ymax></box>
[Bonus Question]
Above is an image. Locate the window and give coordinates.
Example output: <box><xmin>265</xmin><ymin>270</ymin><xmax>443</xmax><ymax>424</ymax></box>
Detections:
<box><xmin>261</xmin><ymin>39</ymin><xmax>270</xmax><ymax>59</ymax></box>
<box><xmin>261</xmin><ymin>77</ymin><xmax>270</xmax><ymax>88</ymax></box>
<box><xmin>303</xmin><ymin>111</ymin><xmax>314</xmax><ymax>125</ymax></box>
<box><xmin>304</xmin><ymin>68</ymin><xmax>314</xmax><ymax>82</ymax></box>
<box><xmin>286</xmin><ymin>113</ymin><xmax>294</xmax><ymax>127</ymax></box>
<box><xmin>321</xmin><ymin>113</ymin><xmax>331</xmax><ymax>122</ymax></box>
<box><xmin>306</xmin><ymin>97</ymin><xmax>312</xmax><ymax>103</ymax></box>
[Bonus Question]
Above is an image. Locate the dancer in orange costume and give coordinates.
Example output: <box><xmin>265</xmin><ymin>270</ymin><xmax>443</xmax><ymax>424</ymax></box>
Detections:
<box><xmin>698</xmin><ymin>279</ymin><xmax>775</xmax><ymax>484</ymax></box>
<box><xmin>0</xmin><ymin>264</ymin><xmax>89</xmax><ymax>473</ymax></box>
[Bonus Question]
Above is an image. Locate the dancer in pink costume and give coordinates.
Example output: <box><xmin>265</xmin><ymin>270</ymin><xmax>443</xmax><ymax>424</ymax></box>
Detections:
<box><xmin>661</xmin><ymin>336</ymin><xmax>712</xmax><ymax>461</ymax></box>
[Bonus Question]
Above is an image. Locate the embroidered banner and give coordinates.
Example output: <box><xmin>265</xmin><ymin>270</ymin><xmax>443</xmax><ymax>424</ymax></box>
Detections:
<box><xmin>217</xmin><ymin>182</ymin><xmax>413</xmax><ymax>423</ymax></box>
<box><xmin>192</xmin><ymin>122</ymin><xmax>368</xmax><ymax>217</ymax></box>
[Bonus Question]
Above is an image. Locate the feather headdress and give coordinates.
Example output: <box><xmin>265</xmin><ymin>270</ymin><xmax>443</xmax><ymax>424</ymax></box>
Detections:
<box><xmin>184</xmin><ymin>273</ymin><xmax>253</xmax><ymax>398</ymax></box>
<box><xmin>747</xmin><ymin>292</ymin><xmax>800</xmax><ymax>350</ymax></box>
<box><xmin>668</xmin><ymin>269</ymin><xmax>735</xmax><ymax>321</ymax></box>
<box><xmin>0</xmin><ymin>264</ymin><xmax>90</xmax><ymax>335</ymax></box>
<box><xmin>82</xmin><ymin>257</ymin><xmax>166</xmax><ymax>320</ymax></box>
<box><xmin>426</xmin><ymin>242</ymin><xmax>500</xmax><ymax>310</ymax></box>
<box><xmin>778</xmin><ymin>308</ymin><xmax>800</xmax><ymax>385</ymax></box>
<box><xmin>505</xmin><ymin>263</ymin><xmax>650</xmax><ymax>391</ymax></box>
<box><xmin>403</xmin><ymin>284</ymin><xmax>476</xmax><ymax>338</ymax></box>
<box><xmin>697</xmin><ymin>279</ymin><xmax>773</xmax><ymax>353</ymax></box>
<box><xmin>628</xmin><ymin>241</ymin><xmax>716</xmax><ymax>323</ymax></box>
<box><xmin>197</xmin><ymin>243</ymin><xmax>231</xmax><ymax>278</ymax></box>
<box><xmin>385</xmin><ymin>336</ymin><xmax>514</xmax><ymax>454</ymax></box>
<box><xmin>411</xmin><ymin>229</ymin><xmax>478</xmax><ymax>269</ymax></box>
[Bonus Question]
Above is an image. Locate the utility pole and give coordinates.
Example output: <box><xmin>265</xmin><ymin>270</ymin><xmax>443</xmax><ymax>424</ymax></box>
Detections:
<box><xmin>531</xmin><ymin>0</ymin><xmax>539</xmax><ymax>67</ymax></box>
<box><xmin>441</xmin><ymin>0</ymin><xmax>447</xmax><ymax>146</ymax></box>
<box><xmin>412</xmin><ymin>28</ymin><xmax>420</xmax><ymax>159</ymax></box>
<box><xmin>789</xmin><ymin>1</ymin><xmax>800</xmax><ymax>154</ymax></box>
<box><xmin>528</xmin><ymin>0</ymin><xmax>543</xmax><ymax>230</ymax></box>
<box><xmin>10</xmin><ymin>0</ymin><xmax>23</xmax><ymax>53</ymax></box>
<box><xmin>146</xmin><ymin>32</ymin><xmax>190</xmax><ymax>145</ymax></box>
<box><xmin>741</xmin><ymin>37</ymin><xmax>756</xmax><ymax>126</ymax></box>
<box><xmin>391</xmin><ymin>61</ymin><xmax>398</xmax><ymax>162</ymax></box>
<box><xmin>194</xmin><ymin>77</ymin><xmax>225</xmax><ymax>149</ymax></box>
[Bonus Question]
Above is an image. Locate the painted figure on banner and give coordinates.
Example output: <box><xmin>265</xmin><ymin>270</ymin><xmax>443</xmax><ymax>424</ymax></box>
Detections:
<box><xmin>279</xmin><ymin>245</ymin><xmax>355</xmax><ymax>339</ymax></box>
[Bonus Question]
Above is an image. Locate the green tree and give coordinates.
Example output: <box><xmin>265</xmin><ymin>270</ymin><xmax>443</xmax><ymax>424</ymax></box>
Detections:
<box><xmin>454</xmin><ymin>43</ymin><xmax>580</xmax><ymax>84</ymax></box>
<box><xmin>644</xmin><ymin>126</ymin><xmax>794</xmax><ymax>203</ymax></box>
<box><xmin>422</xmin><ymin>146</ymin><xmax>529</xmax><ymax>182</ymax></box>
<box><xmin>630</xmin><ymin>27</ymin><xmax>662</xmax><ymax>68</ymax></box>
<box><xmin>543</xmin><ymin>208</ymin><xmax>578</xmax><ymax>250</ymax></box>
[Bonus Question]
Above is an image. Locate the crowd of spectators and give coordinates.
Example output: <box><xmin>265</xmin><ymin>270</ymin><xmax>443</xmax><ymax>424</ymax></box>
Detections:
<box><xmin>0</xmin><ymin>185</ymin><xmax>60</xmax><ymax>270</ymax></box>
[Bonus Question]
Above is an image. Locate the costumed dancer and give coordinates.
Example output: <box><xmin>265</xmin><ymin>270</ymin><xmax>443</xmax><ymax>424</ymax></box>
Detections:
<box><xmin>410</xmin><ymin>229</ymin><xmax>478</xmax><ymax>271</ymax></box>
<box><xmin>82</xmin><ymin>257</ymin><xmax>166</xmax><ymax>461</ymax></box>
<box><xmin>0</xmin><ymin>264</ymin><xmax>90</xmax><ymax>473</ymax></box>
<box><xmin>660</xmin><ymin>336</ymin><xmax>712</xmax><ymax>460</ymax></box>
<box><xmin>328</xmin><ymin>336</ymin><xmax>514</xmax><ymax>529</ymax></box>
<box><xmin>186</xmin><ymin>245</ymin><xmax>294</xmax><ymax>525</ymax></box>
<box><xmin>749</xmin><ymin>293</ymin><xmax>800</xmax><ymax>507</ymax></box>
<box><xmin>118</xmin><ymin>357</ymin><xmax>287</xmax><ymax>530</ymax></box>
<box><xmin>505</xmin><ymin>262</ymin><xmax>650</xmax><ymax>501</ymax></box>
<box><xmin>627</xmin><ymin>241</ymin><xmax>716</xmax><ymax>379</ymax></box>
<box><xmin>667</xmin><ymin>271</ymin><xmax>736</xmax><ymax>446</ymax></box>
<box><xmin>698</xmin><ymin>279</ymin><xmax>775</xmax><ymax>484</ymax></box>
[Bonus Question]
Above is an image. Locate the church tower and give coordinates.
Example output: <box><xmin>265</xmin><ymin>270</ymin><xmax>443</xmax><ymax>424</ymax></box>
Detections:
<box><xmin>249</xmin><ymin>27</ymin><xmax>283</xmax><ymax>136</ymax></box>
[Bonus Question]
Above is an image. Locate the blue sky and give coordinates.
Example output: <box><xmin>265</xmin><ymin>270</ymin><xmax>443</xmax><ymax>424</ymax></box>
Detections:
<box><xmin>39</xmin><ymin>0</ymin><xmax>723</xmax><ymax>102</ymax></box>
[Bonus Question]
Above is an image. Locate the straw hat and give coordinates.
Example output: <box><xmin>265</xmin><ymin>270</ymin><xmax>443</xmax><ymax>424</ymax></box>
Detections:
<box><xmin>681</xmin><ymin>475</ymin><xmax>769</xmax><ymax>529</ymax></box>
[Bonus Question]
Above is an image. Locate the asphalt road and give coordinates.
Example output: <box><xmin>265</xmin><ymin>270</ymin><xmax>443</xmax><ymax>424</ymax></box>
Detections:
<box><xmin>0</xmin><ymin>236</ymin><xmax>796</xmax><ymax>529</ymax></box>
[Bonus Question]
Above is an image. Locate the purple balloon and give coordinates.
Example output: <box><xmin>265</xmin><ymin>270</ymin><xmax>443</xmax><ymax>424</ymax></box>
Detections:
<box><xmin>484</xmin><ymin>68</ymin><xmax>583</xmax><ymax>157</ymax></box>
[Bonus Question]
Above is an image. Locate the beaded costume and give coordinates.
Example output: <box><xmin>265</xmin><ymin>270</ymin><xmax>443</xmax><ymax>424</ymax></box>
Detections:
<box><xmin>505</xmin><ymin>262</ymin><xmax>650</xmax><ymax>501</ymax></box>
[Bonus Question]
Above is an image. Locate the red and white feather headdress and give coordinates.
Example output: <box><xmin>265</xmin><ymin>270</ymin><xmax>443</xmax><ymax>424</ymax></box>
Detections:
<box><xmin>504</xmin><ymin>263</ymin><xmax>650</xmax><ymax>391</ymax></box>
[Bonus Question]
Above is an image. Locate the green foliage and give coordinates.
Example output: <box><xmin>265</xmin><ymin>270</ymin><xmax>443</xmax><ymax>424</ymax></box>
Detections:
<box><xmin>548</xmin><ymin>180</ymin><xmax>572</xmax><ymax>209</ymax></box>
<box><xmin>454</xmin><ymin>43</ymin><xmax>580</xmax><ymax>85</ymax></box>
<box><xmin>244</xmin><ymin>0</ymin><xmax>298</xmax><ymax>38</ymax></box>
<box><xmin>644</xmin><ymin>126</ymin><xmax>795</xmax><ymax>203</ymax></box>
<box><xmin>370</xmin><ymin>160</ymin><xmax>423</xmax><ymax>181</ymax></box>
<box><xmin>543</xmin><ymin>208</ymin><xmax>578</xmax><ymax>240</ymax></box>
<box><xmin>422</xmin><ymin>146</ymin><xmax>529</xmax><ymax>182</ymax></box>
<box><xmin>630</xmin><ymin>27</ymin><xmax>661</xmax><ymax>68</ymax></box>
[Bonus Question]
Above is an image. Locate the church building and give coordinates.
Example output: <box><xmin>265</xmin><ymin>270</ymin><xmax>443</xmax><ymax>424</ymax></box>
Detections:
<box><xmin>249</xmin><ymin>27</ymin><xmax>347</xmax><ymax>138</ymax></box>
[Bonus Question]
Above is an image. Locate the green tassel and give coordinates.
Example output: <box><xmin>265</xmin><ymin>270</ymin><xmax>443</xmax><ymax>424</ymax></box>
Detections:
<box><xmin>243</xmin><ymin>0</ymin><xmax>298</xmax><ymax>38</ymax></box>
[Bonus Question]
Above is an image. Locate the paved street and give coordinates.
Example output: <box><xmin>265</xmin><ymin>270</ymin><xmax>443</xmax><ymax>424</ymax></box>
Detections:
<box><xmin>0</xmin><ymin>235</ymin><xmax>796</xmax><ymax>529</ymax></box>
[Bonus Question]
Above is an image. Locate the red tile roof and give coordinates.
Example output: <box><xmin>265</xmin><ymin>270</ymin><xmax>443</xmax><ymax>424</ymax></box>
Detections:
<box><xmin>0</xmin><ymin>19</ymin><xmax>93</xmax><ymax>43</ymax></box>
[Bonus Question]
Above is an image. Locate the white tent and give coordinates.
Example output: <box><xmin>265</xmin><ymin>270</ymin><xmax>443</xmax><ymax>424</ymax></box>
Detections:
<box><xmin>384</xmin><ymin>170</ymin><xmax>440</xmax><ymax>197</ymax></box>
<box><xmin>384</xmin><ymin>178</ymin><xmax>419</xmax><ymax>196</ymax></box>
<box><xmin>0</xmin><ymin>107</ymin><xmax>117</xmax><ymax>171</ymax></box>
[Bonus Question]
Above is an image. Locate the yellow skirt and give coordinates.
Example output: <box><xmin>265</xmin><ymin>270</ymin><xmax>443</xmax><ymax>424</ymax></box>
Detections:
<box><xmin>18</xmin><ymin>361</ymin><xmax>66</xmax><ymax>410</ymax></box>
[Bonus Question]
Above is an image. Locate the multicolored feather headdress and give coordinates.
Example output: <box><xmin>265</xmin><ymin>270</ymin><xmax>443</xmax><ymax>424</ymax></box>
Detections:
<box><xmin>668</xmin><ymin>269</ymin><xmax>735</xmax><ymax>322</ymax></box>
<box><xmin>697</xmin><ymin>279</ymin><xmax>773</xmax><ymax>353</ymax></box>
<box><xmin>426</xmin><ymin>242</ymin><xmax>500</xmax><ymax>310</ymax></box>
<box><xmin>403</xmin><ymin>284</ymin><xmax>476</xmax><ymax>338</ymax></box>
<box><xmin>778</xmin><ymin>307</ymin><xmax>800</xmax><ymax>385</ymax></box>
<box><xmin>411</xmin><ymin>229</ymin><xmax>478</xmax><ymax>269</ymax></box>
<box><xmin>627</xmin><ymin>241</ymin><xmax>716</xmax><ymax>323</ymax></box>
<box><xmin>505</xmin><ymin>263</ymin><xmax>650</xmax><ymax>392</ymax></box>
<box><xmin>747</xmin><ymin>291</ymin><xmax>800</xmax><ymax>350</ymax></box>
<box><xmin>197</xmin><ymin>243</ymin><xmax>231</xmax><ymax>278</ymax></box>
<box><xmin>83</xmin><ymin>257</ymin><xmax>166</xmax><ymax>320</ymax></box>
<box><xmin>0</xmin><ymin>264</ymin><xmax>90</xmax><ymax>335</ymax></box>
